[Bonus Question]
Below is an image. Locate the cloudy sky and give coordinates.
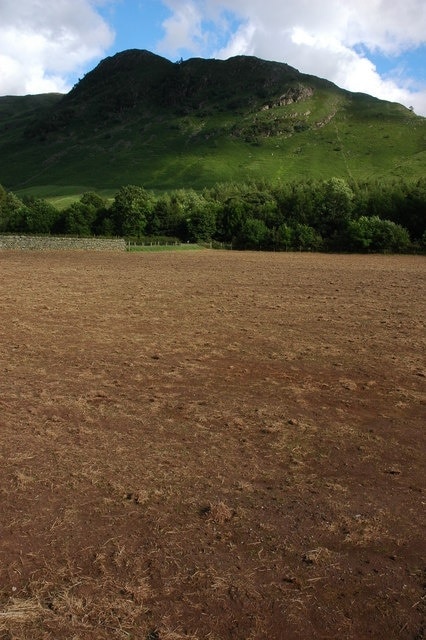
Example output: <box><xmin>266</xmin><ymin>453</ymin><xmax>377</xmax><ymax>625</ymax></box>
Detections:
<box><xmin>1</xmin><ymin>0</ymin><xmax>425</xmax><ymax>115</ymax></box>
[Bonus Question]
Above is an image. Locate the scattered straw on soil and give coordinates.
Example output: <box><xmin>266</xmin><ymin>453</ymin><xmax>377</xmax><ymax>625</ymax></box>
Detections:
<box><xmin>0</xmin><ymin>250</ymin><xmax>424</xmax><ymax>639</ymax></box>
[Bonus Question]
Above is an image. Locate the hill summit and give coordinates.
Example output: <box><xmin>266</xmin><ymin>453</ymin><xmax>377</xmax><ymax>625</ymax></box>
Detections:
<box><xmin>26</xmin><ymin>49</ymin><xmax>332</xmax><ymax>130</ymax></box>
<box><xmin>0</xmin><ymin>49</ymin><xmax>425</xmax><ymax>192</ymax></box>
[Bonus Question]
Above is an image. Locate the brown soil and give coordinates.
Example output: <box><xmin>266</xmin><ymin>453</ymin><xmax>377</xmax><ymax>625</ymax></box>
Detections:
<box><xmin>0</xmin><ymin>250</ymin><xmax>424</xmax><ymax>640</ymax></box>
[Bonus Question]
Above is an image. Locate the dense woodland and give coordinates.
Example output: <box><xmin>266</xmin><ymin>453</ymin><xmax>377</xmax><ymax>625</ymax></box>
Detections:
<box><xmin>0</xmin><ymin>177</ymin><xmax>425</xmax><ymax>252</ymax></box>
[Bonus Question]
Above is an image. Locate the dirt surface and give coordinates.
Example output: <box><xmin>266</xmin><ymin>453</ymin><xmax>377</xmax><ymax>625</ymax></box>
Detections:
<box><xmin>0</xmin><ymin>250</ymin><xmax>425</xmax><ymax>640</ymax></box>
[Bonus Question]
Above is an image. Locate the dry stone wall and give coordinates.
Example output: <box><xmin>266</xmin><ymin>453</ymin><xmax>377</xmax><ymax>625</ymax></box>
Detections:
<box><xmin>0</xmin><ymin>235</ymin><xmax>126</xmax><ymax>251</ymax></box>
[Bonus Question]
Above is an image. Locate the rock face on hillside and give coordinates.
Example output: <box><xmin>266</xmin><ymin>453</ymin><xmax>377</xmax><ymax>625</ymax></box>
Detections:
<box><xmin>262</xmin><ymin>85</ymin><xmax>315</xmax><ymax>110</ymax></box>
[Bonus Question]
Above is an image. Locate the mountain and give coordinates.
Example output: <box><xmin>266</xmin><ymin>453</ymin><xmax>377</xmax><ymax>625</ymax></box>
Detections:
<box><xmin>0</xmin><ymin>49</ymin><xmax>425</xmax><ymax>195</ymax></box>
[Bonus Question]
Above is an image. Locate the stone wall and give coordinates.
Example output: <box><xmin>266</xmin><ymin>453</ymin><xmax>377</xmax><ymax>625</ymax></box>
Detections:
<box><xmin>0</xmin><ymin>235</ymin><xmax>126</xmax><ymax>251</ymax></box>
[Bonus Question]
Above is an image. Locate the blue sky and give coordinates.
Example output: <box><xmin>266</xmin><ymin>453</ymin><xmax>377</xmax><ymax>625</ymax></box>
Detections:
<box><xmin>99</xmin><ymin>1</ymin><xmax>169</xmax><ymax>56</ymax></box>
<box><xmin>1</xmin><ymin>0</ymin><xmax>425</xmax><ymax>115</ymax></box>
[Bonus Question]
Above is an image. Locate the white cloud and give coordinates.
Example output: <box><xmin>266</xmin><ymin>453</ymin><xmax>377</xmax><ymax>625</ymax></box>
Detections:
<box><xmin>0</xmin><ymin>0</ymin><xmax>114</xmax><ymax>95</ymax></box>
<box><xmin>158</xmin><ymin>0</ymin><xmax>240</xmax><ymax>57</ymax></box>
<box><xmin>158</xmin><ymin>2</ymin><xmax>204</xmax><ymax>54</ymax></box>
<box><xmin>158</xmin><ymin>0</ymin><xmax>426</xmax><ymax>115</ymax></box>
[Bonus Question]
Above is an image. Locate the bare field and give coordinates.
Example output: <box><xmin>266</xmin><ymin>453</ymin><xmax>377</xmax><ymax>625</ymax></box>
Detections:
<box><xmin>0</xmin><ymin>250</ymin><xmax>425</xmax><ymax>640</ymax></box>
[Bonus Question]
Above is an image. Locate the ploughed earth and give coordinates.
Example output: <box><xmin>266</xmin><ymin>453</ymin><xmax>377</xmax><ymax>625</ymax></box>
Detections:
<box><xmin>0</xmin><ymin>250</ymin><xmax>424</xmax><ymax>640</ymax></box>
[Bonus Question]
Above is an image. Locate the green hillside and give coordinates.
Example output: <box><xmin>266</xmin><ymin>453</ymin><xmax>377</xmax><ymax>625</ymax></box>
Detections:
<box><xmin>0</xmin><ymin>49</ymin><xmax>425</xmax><ymax>196</ymax></box>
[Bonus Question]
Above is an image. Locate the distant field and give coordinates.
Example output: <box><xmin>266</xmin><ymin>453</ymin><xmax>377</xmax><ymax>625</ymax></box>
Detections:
<box><xmin>0</xmin><ymin>251</ymin><xmax>424</xmax><ymax>640</ymax></box>
<box><xmin>13</xmin><ymin>185</ymin><xmax>116</xmax><ymax>209</ymax></box>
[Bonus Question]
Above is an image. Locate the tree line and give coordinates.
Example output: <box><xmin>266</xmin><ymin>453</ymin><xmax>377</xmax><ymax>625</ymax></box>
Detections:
<box><xmin>0</xmin><ymin>177</ymin><xmax>425</xmax><ymax>252</ymax></box>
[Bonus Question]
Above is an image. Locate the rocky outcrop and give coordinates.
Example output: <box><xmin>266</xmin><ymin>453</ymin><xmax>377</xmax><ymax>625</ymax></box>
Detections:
<box><xmin>262</xmin><ymin>85</ymin><xmax>314</xmax><ymax>110</ymax></box>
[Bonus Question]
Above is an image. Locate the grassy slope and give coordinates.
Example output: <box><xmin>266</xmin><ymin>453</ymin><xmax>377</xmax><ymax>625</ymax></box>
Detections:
<box><xmin>0</xmin><ymin>52</ymin><xmax>425</xmax><ymax>198</ymax></box>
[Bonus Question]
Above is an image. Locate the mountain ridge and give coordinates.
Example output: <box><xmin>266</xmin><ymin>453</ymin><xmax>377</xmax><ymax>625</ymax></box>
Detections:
<box><xmin>0</xmin><ymin>49</ymin><xmax>424</xmax><ymax>194</ymax></box>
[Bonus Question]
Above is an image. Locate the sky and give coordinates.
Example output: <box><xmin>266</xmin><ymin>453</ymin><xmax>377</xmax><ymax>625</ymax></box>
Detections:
<box><xmin>0</xmin><ymin>0</ymin><xmax>425</xmax><ymax>116</ymax></box>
